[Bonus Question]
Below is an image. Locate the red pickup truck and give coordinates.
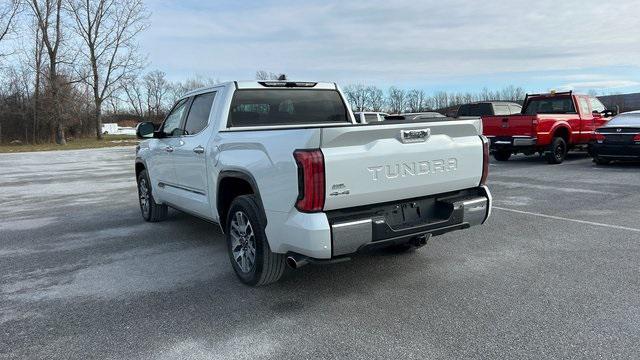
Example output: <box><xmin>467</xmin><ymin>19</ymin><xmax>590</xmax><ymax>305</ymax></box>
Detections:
<box><xmin>483</xmin><ymin>91</ymin><xmax>612</xmax><ymax>164</ymax></box>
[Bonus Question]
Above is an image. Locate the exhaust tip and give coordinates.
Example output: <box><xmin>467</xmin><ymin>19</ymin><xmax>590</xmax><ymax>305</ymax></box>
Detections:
<box><xmin>286</xmin><ymin>254</ymin><xmax>310</xmax><ymax>269</ymax></box>
<box><xmin>286</xmin><ymin>256</ymin><xmax>298</xmax><ymax>269</ymax></box>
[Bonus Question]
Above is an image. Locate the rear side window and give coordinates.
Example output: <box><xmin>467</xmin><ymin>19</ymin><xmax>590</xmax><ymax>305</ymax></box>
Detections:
<box><xmin>578</xmin><ymin>97</ymin><xmax>590</xmax><ymax>115</ymax></box>
<box><xmin>523</xmin><ymin>97</ymin><xmax>576</xmax><ymax>115</ymax></box>
<box><xmin>184</xmin><ymin>92</ymin><xmax>216</xmax><ymax>135</ymax></box>
<box><xmin>457</xmin><ymin>103</ymin><xmax>493</xmax><ymax>116</ymax></box>
<box><xmin>228</xmin><ymin>90</ymin><xmax>349</xmax><ymax>127</ymax></box>
<box><xmin>494</xmin><ymin>105</ymin><xmax>510</xmax><ymax>116</ymax></box>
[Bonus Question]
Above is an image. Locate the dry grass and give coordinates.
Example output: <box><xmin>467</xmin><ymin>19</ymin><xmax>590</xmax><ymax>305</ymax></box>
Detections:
<box><xmin>0</xmin><ymin>135</ymin><xmax>139</xmax><ymax>153</ymax></box>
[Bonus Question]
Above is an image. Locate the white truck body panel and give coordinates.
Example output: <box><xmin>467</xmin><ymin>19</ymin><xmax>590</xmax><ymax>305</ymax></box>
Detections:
<box><xmin>320</xmin><ymin>121</ymin><xmax>483</xmax><ymax>210</ymax></box>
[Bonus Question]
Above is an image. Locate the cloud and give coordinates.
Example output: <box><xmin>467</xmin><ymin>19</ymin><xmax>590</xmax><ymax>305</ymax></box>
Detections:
<box><xmin>140</xmin><ymin>0</ymin><xmax>640</xmax><ymax>91</ymax></box>
<box><xmin>562</xmin><ymin>80</ymin><xmax>640</xmax><ymax>91</ymax></box>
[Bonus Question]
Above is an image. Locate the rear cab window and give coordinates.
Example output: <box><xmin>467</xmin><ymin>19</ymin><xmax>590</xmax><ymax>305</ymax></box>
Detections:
<box><xmin>228</xmin><ymin>89</ymin><xmax>350</xmax><ymax>128</ymax></box>
<box><xmin>457</xmin><ymin>103</ymin><xmax>493</xmax><ymax>116</ymax></box>
<box><xmin>523</xmin><ymin>96</ymin><xmax>576</xmax><ymax>115</ymax></box>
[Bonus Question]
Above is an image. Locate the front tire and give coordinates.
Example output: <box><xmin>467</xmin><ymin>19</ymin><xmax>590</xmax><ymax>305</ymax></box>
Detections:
<box><xmin>137</xmin><ymin>169</ymin><xmax>168</xmax><ymax>222</ymax></box>
<box><xmin>493</xmin><ymin>150</ymin><xmax>511</xmax><ymax>162</ymax></box>
<box><xmin>546</xmin><ymin>137</ymin><xmax>567</xmax><ymax>164</ymax></box>
<box><xmin>225</xmin><ymin>195</ymin><xmax>286</xmax><ymax>286</ymax></box>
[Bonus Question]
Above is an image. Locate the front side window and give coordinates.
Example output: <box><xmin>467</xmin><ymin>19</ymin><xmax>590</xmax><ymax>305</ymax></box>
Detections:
<box><xmin>161</xmin><ymin>98</ymin><xmax>189</xmax><ymax>137</ymax></box>
<box><xmin>523</xmin><ymin>97</ymin><xmax>576</xmax><ymax>115</ymax></box>
<box><xmin>228</xmin><ymin>90</ymin><xmax>349</xmax><ymax>127</ymax></box>
<box><xmin>184</xmin><ymin>92</ymin><xmax>216</xmax><ymax>135</ymax></box>
<box><xmin>590</xmin><ymin>97</ymin><xmax>606</xmax><ymax>113</ymax></box>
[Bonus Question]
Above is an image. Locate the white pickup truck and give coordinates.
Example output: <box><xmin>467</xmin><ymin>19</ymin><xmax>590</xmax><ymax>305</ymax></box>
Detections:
<box><xmin>135</xmin><ymin>80</ymin><xmax>492</xmax><ymax>286</ymax></box>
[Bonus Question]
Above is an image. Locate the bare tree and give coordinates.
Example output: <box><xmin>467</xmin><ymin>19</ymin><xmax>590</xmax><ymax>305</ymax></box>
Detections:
<box><xmin>255</xmin><ymin>70</ymin><xmax>282</xmax><ymax>80</ymax></box>
<box><xmin>143</xmin><ymin>69</ymin><xmax>169</xmax><ymax>120</ymax></box>
<box><xmin>407</xmin><ymin>89</ymin><xmax>427</xmax><ymax>112</ymax></box>
<box><xmin>121</xmin><ymin>74</ymin><xmax>144</xmax><ymax>117</ymax></box>
<box><xmin>366</xmin><ymin>86</ymin><xmax>384</xmax><ymax>112</ymax></box>
<box><xmin>0</xmin><ymin>0</ymin><xmax>20</xmax><ymax>53</ymax></box>
<box><xmin>387</xmin><ymin>87</ymin><xmax>406</xmax><ymax>114</ymax></box>
<box><xmin>343</xmin><ymin>83</ymin><xmax>368</xmax><ymax>111</ymax></box>
<box><xmin>28</xmin><ymin>0</ymin><xmax>67</xmax><ymax>144</ymax></box>
<box><xmin>67</xmin><ymin>0</ymin><xmax>148</xmax><ymax>139</ymax></box>
<box><xmin>30</xmin><ymin>22</ymin><xmax>45</xmax><ymax>143</ymax></box>
<box><xmin>168</xmin><ymin>75</ymin><xmax>218</xmax><ymax>104</ymax></box>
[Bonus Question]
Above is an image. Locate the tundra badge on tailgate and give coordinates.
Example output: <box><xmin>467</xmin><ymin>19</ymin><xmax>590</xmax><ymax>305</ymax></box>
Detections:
<box><xmin>401</xmin><ymin>129</ymin><xmax>431</xmax><ymax>143</ymax></box>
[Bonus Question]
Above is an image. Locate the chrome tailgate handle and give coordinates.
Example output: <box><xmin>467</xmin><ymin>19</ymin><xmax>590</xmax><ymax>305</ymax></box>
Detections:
<box><xmin>193</xmin><ymin>146</ymin><xmax>205</xmax><ymax>154</ymax></box>
<box><xmin>164</xmin><ymin>146</ymin><xmax>174</xmax><ymax>152</ymax></box>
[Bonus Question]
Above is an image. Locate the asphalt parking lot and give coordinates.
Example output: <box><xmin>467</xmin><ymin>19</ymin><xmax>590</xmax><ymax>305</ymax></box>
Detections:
<box><xmin>1</xmin><ymin>147</ymin><xmax>639</xmax><ymax>359</ymax></box>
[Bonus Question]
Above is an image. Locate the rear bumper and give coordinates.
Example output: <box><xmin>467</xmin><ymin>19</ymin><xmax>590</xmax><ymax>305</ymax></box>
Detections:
<box><xmin>487</xmin><ymin>136</ymin><xmax>537</xmax><ymax>149</ymax></box>
<box><xmin>589</xmin><ymin>142</ymin><xmax>640</xmax><ymax>159</ymax></box>
<box><xmin>327</xmin><ymin>186</ymin><xmax>492</xmax><ymax>256</ymax></box>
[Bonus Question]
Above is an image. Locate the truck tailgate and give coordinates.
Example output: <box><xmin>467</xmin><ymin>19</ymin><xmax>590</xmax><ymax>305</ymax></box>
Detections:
<box><xmin>320</xmin><ymin>120</ymin><xmax>483</xmax><ymax>210</ymax></box>
<box><xmin>482</xmin><ymin>115</ymin><xmax>537</xmax><ymax>137</ymax></box>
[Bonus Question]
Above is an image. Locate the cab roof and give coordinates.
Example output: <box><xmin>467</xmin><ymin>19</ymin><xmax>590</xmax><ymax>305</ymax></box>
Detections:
<box><xmin>180</xmin><ymin>80</ymin><xmax>339</xmax><ymax>100</ymax></box>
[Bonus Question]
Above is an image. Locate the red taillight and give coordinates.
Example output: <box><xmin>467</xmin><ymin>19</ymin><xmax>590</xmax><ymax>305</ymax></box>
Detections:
<box><xmin>633</xmin><ymin>134</ymin><xmax>640</xmax><ymax>143</ymax></box>
<box><xmin>480</xmin><ymin>135</ymin><xmax>489</xmax><ymax>185</ymax></box>
<box><xmin>293</xmin><ymin>149</ymin><xmax>325</xmax><ymax>212</ymax></box>
<box><xmin>594</xmin><ymin>133</ymin><xmax>606</xmax><ymax>142</ymax></box>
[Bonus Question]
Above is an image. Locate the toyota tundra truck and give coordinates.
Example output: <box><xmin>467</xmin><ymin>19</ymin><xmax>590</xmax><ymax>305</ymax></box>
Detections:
<box><xmin>134</xmin><ymin>80</ymin><xmax>492</xmax><ymax>286</ymax></box>
<box><xmin>483</xmin><ymin>91</ymin><xmax>612</xmax><ymax>164</ymax></box>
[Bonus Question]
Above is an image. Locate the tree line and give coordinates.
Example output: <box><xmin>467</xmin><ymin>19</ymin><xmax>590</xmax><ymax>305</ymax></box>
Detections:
<box><xmin>342</xmin><ymin>84</ymin><xmax>526</xmax><ymax>114</ymax></box>
<box><xmin>0</xmin><ymin>0</ymin><xmax>220</xmax><ymax>145</ymax></box>
<box><xmin>1</xmin><ymin>1</ymin><xmax>628</xmax><ymax>146</ymax></box>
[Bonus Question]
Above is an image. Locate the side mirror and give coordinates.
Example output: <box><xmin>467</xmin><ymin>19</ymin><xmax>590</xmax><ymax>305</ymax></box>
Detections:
<box><xmin>592</xmin><ymin>110</ymin><xmax>603</xmax><ymax>118</ymax></box>
<box><xmin>136</xmin><ymin>122</ymin><xmax>155</xmax><ymax>139</ymax></box>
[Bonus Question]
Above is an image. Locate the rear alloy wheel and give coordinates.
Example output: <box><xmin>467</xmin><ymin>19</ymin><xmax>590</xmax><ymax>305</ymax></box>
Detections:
<box><xmin>225</xmin><ymin>195</ymin><xmax>286</xmax><ymax>286</ymax></box>
<box><xmin>493</xmin><ymin>150</ymin><xmax>511</xmax><ymax>162</ymax></box>
<box><xmin>546</xmin><ymin>137</ymin><xmax>567</xmax><ymax>164</ymax></box>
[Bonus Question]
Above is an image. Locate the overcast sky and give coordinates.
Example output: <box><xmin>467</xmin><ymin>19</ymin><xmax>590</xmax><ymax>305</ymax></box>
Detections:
<box><xmin>141</xmin><ymin>0</ymin><xmax>640</xmax><ymax>94</ymax></box>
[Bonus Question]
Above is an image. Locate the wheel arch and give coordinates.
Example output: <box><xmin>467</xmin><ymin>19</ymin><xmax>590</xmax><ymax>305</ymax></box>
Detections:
<box><xmin>551</xmin><ymin>124</ymin><xmax>571</xmax><ymax>143</ymax></box>
<box><xmin>135</xmin><ymin>159</ymin><xmax>147</xmax><ymax>179</ymax></box>
<box><xmin>217</xmin><ymin>170</ymin><xmax>266</xmax><ymax>231</ymax></box>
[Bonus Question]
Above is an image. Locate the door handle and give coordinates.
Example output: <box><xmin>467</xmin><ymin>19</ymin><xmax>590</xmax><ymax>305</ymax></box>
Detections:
<box><xmin>193</xmin><ymin>146</ymin><xmax>205</xmax><ymax>154</ymax></box>
<box><xmin>164</xmin><ymin>146</ymin><xmax>174</xmax><ymax>152</ymax></box>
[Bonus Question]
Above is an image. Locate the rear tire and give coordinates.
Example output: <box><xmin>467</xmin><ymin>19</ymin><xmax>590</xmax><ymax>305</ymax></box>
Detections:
<box><xmin>546</xmin><ymin>137</ymin><xmax>567</xmax><ymax>164</ymax></box>
<box><xmin>137</xmin><ymin>169</ymin><xmax>168</xmax><ymax>222</ymax></box>
<box><xmin>493</xmin><ymin>150</ymin><xmax>511</xmax><ymax>162</ymax></box>
<box><xmin>226</xmin><ymin>195</ymin><xmax>286</xmax><ymax>286</ymax></box>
